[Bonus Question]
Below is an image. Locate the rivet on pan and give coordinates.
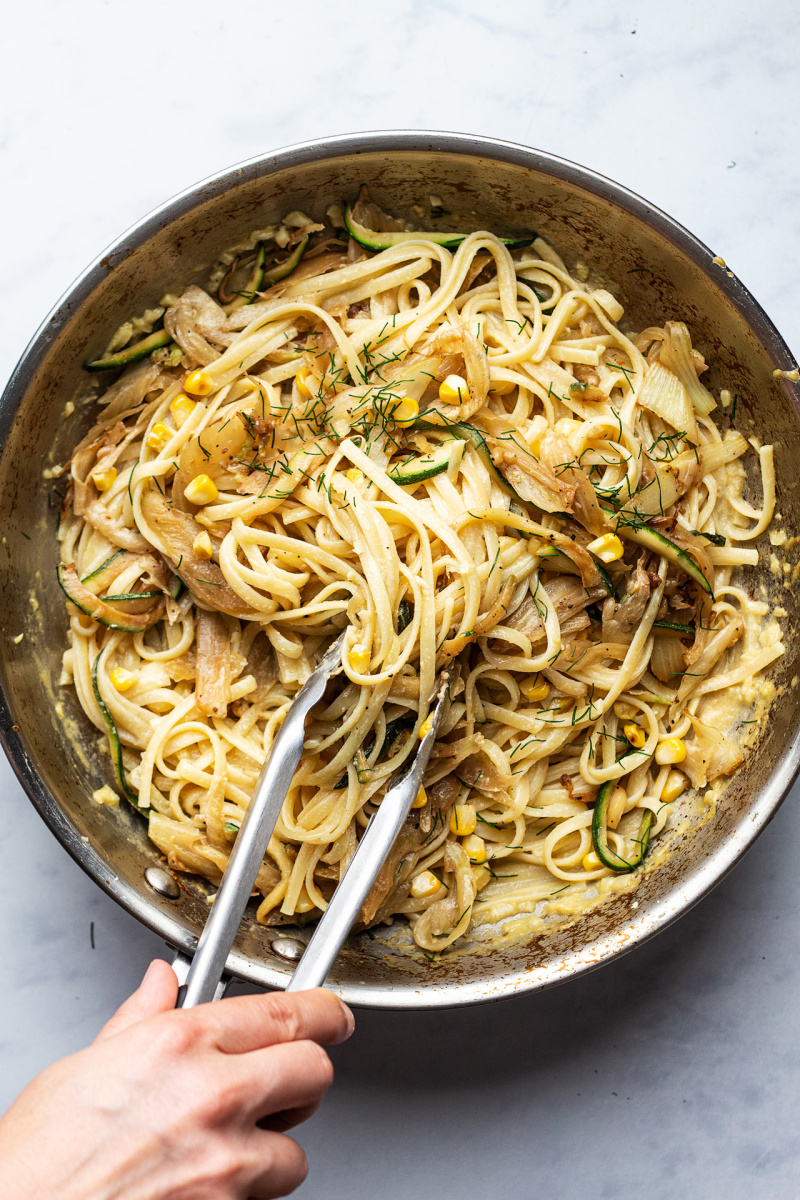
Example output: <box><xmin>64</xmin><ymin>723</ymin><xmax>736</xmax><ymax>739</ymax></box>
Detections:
<box><xmin>271</xmin><ymin>937</ymin><xmax>304</xmax><ymax>961</ymax></box>
<box><xmin>144</xmin><ymin>866</ymin><xmax>181</xmax><ymax>899</ymax></box>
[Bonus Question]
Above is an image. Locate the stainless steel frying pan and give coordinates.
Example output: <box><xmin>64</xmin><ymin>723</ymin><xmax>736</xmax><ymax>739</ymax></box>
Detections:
<box><xmin>1</xmin><ymin>131</ymin><xmax>798</xmax><ymax>1009</ymax></box>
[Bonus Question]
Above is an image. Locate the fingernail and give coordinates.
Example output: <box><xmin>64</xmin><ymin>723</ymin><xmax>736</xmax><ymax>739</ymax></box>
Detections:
<box><xmin>340</xmin><ymin>1000</ymin><xmax>355</xmax><ymax>1038</ymax></box>
<box><xmin>142</xmin><ymin>959</ymin><xmax>160</xmax><ymax>983</ymax></box>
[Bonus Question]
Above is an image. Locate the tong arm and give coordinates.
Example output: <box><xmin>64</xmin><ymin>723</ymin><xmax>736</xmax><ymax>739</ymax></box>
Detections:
<box><xmin>176</xmin><ymin>633</ymin><xmax>344</xmax><ymax>1007</ymax></box>
<box><xmin>287</xmin><ymin>670</ymin><xmax>452</xmax><ymax>992</ymax></box>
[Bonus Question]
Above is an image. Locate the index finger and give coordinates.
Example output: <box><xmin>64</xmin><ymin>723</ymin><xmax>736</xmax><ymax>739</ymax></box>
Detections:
<box><xmin>196</xmin><ymin>987</ymin><xmax>354</xmax><ymax>1054</ymax></box>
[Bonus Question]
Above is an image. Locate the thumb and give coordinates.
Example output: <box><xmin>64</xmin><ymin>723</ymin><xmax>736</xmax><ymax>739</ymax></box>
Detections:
<box><xmin>95</xmin><ymin>958</ymin><xmax>179</xmax><ymax>1042</ymax></box>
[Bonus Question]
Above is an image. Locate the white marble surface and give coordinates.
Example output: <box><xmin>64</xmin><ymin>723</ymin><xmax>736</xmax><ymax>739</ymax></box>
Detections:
<box><xmin>1</xmin><ymin>2</ymin><xmax>799</xmax><ymax>1197</ymax></box>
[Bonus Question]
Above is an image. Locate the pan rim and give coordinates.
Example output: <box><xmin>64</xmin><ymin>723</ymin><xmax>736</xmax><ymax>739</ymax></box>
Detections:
<box><xmin>2</xmin><ymin>128</ymin><xmax>799</xmax><ymax>1009</ymax></box>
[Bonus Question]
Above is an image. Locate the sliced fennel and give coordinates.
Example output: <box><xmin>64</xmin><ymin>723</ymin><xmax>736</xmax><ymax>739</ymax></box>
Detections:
<box><xmin>637</xmin><ymin>361</ymin><xmax>699</xmax><ymax>443</ymax></box>
<box><xmin>388</xmin><ymin>440</ymin><xmax>465</xmax><ymax>485</ymax></box>
<box><xmin>659</xmin><ymin>322</ymin><xmax>716</xmax><ymax>416</ymax></box>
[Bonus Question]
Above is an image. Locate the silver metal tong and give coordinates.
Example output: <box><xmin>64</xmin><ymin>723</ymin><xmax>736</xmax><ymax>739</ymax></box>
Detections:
<box><xmin>175</xmin><ymin>633</ymin><xmax>451</xmax><ymax>1007</ymax></box>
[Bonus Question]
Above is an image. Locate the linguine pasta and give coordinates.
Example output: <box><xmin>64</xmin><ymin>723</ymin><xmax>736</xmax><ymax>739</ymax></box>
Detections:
<box><xmin>56</xmin><ymin>193</ymin><xmax>781</xmax><ymax>954</ymax></box>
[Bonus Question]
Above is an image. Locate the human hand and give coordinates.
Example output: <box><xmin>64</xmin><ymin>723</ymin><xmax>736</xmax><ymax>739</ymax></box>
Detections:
<box><xmin>0</xmin><ymin>959</ymin><xmax>353</xmax><ymax>1200</ymax></box>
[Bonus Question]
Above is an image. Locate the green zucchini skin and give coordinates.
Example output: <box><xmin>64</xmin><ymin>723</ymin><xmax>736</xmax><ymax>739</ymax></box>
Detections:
<box><xmin>217</xmin><ymin>256</ymin><xmax>242</xmax><ymax>304</ymax></box>
<box><xmin>612</xmin><ymin>518</ymin><xmax>714</xmax><ymax>598</ymax></box>
<box><xmin>516</xmin><ymin>276</ymin><xmax>550</xmax><ymax>304</ymax></box>
<box><xmin>344</xmin><ymin>205</ymin><xmax>531</xmax><ymax>251</ymax></box>
<box><xmin>101</xmin><ymin>591</ymin><xmax>162</xmax><ymax>603</ymax></box>
<box><xmin>91</xmin><ymin>648</ymin><xmax>142</xmax><ymax>809</ymax></box>
<box><xmin>412</xmin><ymin>417</ymin><xmax>523</xmax><ymax>504</ymax></box>
<box><xmin>397</xmin><ymin>599</ymin><xmax>413</xmax><ymax>633</ymax></box>
<box><xmin>250</xmin><ymin>241</ymin><xmax>267</xmax><ymax>292</ymax></box>
<box><xmin>592</xmin><ymin>561</ymin><xmax>615</xmax><ymax>597</ymax></box>
<box><xmin>226</xmin><ymin>236</ymin><xmax>310</xmax><ymax>311</ymax></box>
<box><xmin>538</xmin><ymin>546</ymin><xmax>614</xmax><ymax>597</ymax></box>
<box><xmin>81</xmin><ymin>550</ymin><xmax>125</xmax><ymax>586</ymax></box>
<box><xmin>85</xmin><ymin>327</ymin><xmax>173</xmax><ymax>372</ymax></box>
<box><xmin>591</xmin><ymin>779</ymin><xmax>654</xmax><ymax>872</ymax></box>
<box><xmin>225</xmin><ymin>243</ymin><xmax>267</xmax><ymax>310</ymax></box>
<box><xmin>388</xmin><ymin>440</ymin><xmax>464</xmax><ymax>485</ymax></box>
<box><xmin>57</xmin><ymin>563</ymin><xmax>159</xmax><ymax>632</ymax></box>
<box><xmin>81</xmin><ymin>553</ymin><xmax>182</xmax><ymax>605</ymax></box>
<box><xmin>263</xmin><ymin>235</ymin><xmax>309</xmax><ymax>285</ymax></box>
<box><xmin>86</xmin><ymin>235</ymin><xmax>309</xmax><ymax>370</ymax></box>
<box><xmin>691</xmin><ymin>528</ymin><xmax>726</xmax><ymax>546</ymax></box>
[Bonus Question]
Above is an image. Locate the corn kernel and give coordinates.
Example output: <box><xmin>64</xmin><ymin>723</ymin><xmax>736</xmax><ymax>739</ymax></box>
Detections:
<box><xmin>607</xmin><ymin>785</ymin><xmax>627</xmax><ymax>830</ymax></box>
<box><xmin>655</xmin><ymin>737</ymin><xmax>687</xmax><ymax>766</ymax></box>
<box><xmin>521</xmin><ymin>675</ymin><xmax>551</xmax><ymax>703</ymax></box>
<box><xmin>410</xmin><ymin>869</ymin><xmax>441</xmax><ymax>899</ymax></box>
<box><xmin>346</xmin><ymin>468</ymin><xmax>364</xmax><ymax>485</ymax></box>
<box><xmin>295</xmin><ymin>368</ymin><xmax>316</xmax><ymax>399</ymax></box>
<box><xmin>438</xmin><ymin>374</ymin><xmax>468</xmax><ymax>404</ymax></box>
<box><xmin>184</xmin><ymin>474</ymin><xmax>219</xmax><ymax>505</ymax></box>
<box><xmin>294</xmin><ymin>885</ymin><xmax>316</xmax><ymax>913</ymax></box>
<box><xmin>661</xmin><ymin>769</ymin><xmax>688</xmax><ymax>803</ymax></box>
<box><xmin>472</xmin><ymin>864</ymin><xmax>492</xmax><ymax>891</ymax></box>
<box><xmin>183</xmin><ymin>370</ymin><xmax>214</xmax><ymax>397</ymax></box>
<box><xmin>110</xmin><ymin>667</ymin><xmax>137</xmax><ymax>693</ymax></box>
<box><xmin>586</xmin><ymin>533</ymin><xmax>624</xmax><ymax>563</ymax></box>
<box><xmin>193</xmin><ymin>531</ymin><xmax>213</xmax><ymax>560</ymax></box>
<box><xmin>391</xmin><ymin>397</ymin><xmax>420</xmax><ymax>427</ymax></box>
<box><xmin>412</xmin><ymin>786</ymin><xmax>427</xmax><ymax>809</ymax></box>
<box><xmin>555</xmin><ymin>417</ymin><xmax>583</xmax><ymax>439</ymax></box>
<box><xmin>146</xmin><ymin>422</ymin><xmax>171</xmax><ymax>452</ymax></box>
<box><xmin>170</xmin><ymin>394</ymin><xmax>197</xmax><ymax>427</ymax></box>
<box><xmin>526</xmin><ymin>417</ymin><xmax>548</xmax><ymax>457</ymax></box>
<box><xmin>582</xmin><ymin>850</ymin><xmax>602</xmax><ymax>871</ymax></box>
<box><xmin>613</xmin><ymin>700</ymin><xmax>637</xmax><ymax>721</ymax></box>
<box><xmin>418</xmin><ymin>715</ymin><xmax>434</xmax><ymax>739</ymax></box>
<box><xmin>450</xmin><ymin>803</ymin><xmax>477</xmax><ymax>836</ymax></box>
<box><xmin>462</xmin><ymin>833</ymin><xmax>487</xmax><ymax>863</ymax></box>
<box><xmin>623</xmin><ymin>721</ymin><xmax>647</xmax><ymax>749</ymax></box>
<box><xmin>348</xmin><ymin>643</ymin><xmax>370</xmax><ymax>672</ymax></box>
<box><xmin>91</xmin><ymin>467</ymin><xmax>117</xmax><ymax>492</ymax></box>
